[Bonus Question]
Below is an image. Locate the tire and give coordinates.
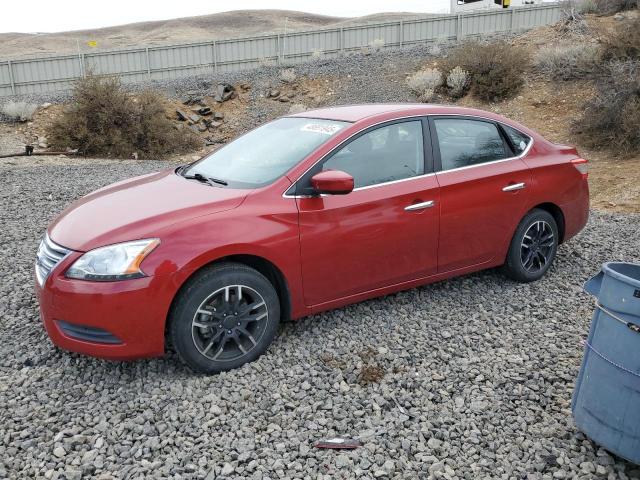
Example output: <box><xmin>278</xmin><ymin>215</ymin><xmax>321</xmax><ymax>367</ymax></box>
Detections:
<box><xmin>502</xmin><ymin>208</ymin><xmax>559</xmax><ymax>283</ymax></box>
<box><xmin>169</xmin><ymin>262</ymin><xmax>280</xmax><ymax>374</ymax></box>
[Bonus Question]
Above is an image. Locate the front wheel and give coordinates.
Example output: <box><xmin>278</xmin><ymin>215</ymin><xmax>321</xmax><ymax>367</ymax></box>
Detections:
<box><xmin>502</xmin><ymin>209</ymin><xmax>559</xmax><ymax>283</ymax></box>
<box><xmin>169</xmin><ymin>263</ymin><xmax>280</xmax><ymax>374</ymax></box>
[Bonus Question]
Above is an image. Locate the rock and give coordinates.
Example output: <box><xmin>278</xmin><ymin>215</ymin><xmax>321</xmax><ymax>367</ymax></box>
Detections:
<box><xmin>221</xmin><ymin>463</ymin><xmax>234</xmax><ymax>475</ymax></box>
<box><xmin>64</xmin><ymin>468</ymin><xmax>82</xmax><ymax>480</ymax></box>
<box><xmin>196</xmin><ymin>107</ymin><xmax>212</xmax><ymax>116</ymax></box>
<box><xmin>189</xmin><ymin>114</ymin><xmax>201</xmax><ymax>123</ymax></box>
<box><xmin>215</xmin><ymin>83</ymin><xmax>235</xmax><ymax>102</ymax></box>
<box><xmin>427</xmin><ymin>438</ymin><xmax>442</xmax><ymax>449</ymax></box>
<box><xmin>53</xmin><ymin>446</ymin><xmax>66</xmax><ymax>458</ymax></box>
<box><xmin>176</xmin><ymin>109</ymin><xmax>189</xmax><ymax>121</ymax></box>
<box><xmin>213</xmin><ymin>111</ymin><xmax>225</xmax><ymax>120</ymax></box>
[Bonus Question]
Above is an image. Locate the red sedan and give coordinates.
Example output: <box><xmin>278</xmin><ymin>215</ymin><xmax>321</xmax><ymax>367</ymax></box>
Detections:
<box><xmin>35</xmin><ymin>104</ymin><xmax>589</xmax><ymax>373</ymax></box>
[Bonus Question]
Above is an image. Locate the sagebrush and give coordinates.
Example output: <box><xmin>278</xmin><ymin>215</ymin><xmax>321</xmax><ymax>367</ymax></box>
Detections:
<box><xmin>574</xmin><ymin>60</ymin><xmax>640</xmax><ymax>155</ymax></box>
<box><xmin>442</xmin><ymin>41</ymin><xmax>529</xmax><ymax>102</ymax></box>
<box><xmin>534</xmin><ymin>44</ymin><xmax>600</xmax><ymax>80</ymax></box>
<box><xmin>407</xmin><ymin>68</ymin><xmax>442</xmax><ymax>102</ymax></box>
<box><xmin>47</xmin><ymin>76</ymin><xmax>199</xmax><ymax>158</ymax></box>
<box><xmin>1</xmin><ymin>101</ymin><xmax>38</xmax><ymax>122</ymax></box>
<box><xmin>280</xmin><ymin>68</ymin><xmax>296</xmax><ymax>83</ymax></box>
<box><xmin>446</xmin><ymin>66</ymin><xmax>470</xmax><ymax>98</ymax></box>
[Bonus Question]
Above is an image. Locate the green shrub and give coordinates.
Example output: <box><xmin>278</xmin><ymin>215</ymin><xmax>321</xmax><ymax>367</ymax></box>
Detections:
<box><xmin>573</xmin><ymin>60</ymin><xmax>640</xmax><ymax>155</ymax></box>
<box><xmin>47</xmin><ymin>75</ymin><xmax>199</xmax><ymax>158</ymax></box>
<box><xmin>443</xmin><ymin>41</ymin><xmax>529</xmax><ymax>102</ymax></box>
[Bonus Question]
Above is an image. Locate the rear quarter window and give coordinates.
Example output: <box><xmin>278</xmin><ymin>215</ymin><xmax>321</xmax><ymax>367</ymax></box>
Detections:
<box><xmin>502</xmin><ymin>124</ymin><xmax>531</xmax><ymax>155</ymax></box>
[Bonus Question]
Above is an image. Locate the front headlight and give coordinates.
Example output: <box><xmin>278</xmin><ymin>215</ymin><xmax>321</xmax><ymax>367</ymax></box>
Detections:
<box><xmin>65</xmin><ymin>239</ymin><xmax>160</xmax><ymax>281</ymax></box>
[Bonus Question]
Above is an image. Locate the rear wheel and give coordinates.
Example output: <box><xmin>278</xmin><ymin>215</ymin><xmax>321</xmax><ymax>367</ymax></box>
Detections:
<box><xmin>169</xmin><ymin>263</ymin><xmax>280</xmax><ymax>374</ymax></box>
<box><xmin>503</xmin><ymin>209</ymin><xmax>559</xmax><ymax>283</ymax></box>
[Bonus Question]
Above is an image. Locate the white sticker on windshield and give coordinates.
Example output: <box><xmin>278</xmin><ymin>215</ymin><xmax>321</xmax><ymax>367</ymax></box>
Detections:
<box><xmin>301</xmin><ymin>123</ymin><xmax>343</xmax><ymax>135</ymax></box>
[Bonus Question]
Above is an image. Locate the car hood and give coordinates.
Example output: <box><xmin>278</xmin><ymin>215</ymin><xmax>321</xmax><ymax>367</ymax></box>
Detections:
<box><xmin>49</xmin><ymin>169</ymin><xmax>248</xmax><ymax>251</ymax></box>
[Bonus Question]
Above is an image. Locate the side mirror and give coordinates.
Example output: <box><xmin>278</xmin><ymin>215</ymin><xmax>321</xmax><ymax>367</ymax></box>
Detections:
<box><xmin>310</xmin><ymin>170</ymin><xmax>354</xmax><ymax>195</ymax></box>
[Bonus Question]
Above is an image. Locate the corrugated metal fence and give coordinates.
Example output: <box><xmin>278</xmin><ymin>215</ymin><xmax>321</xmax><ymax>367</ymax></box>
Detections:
<box><xmin>0</xmin><ymin>4</ymin><xmax>561</xmax><ymax>97</ymax></box>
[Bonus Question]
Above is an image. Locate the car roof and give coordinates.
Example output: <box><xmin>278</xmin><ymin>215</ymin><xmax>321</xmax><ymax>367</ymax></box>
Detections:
<box><xmin>287</xmin><ymin>103</ymin><xmax>506</xmax><ymax>123</ymax></box>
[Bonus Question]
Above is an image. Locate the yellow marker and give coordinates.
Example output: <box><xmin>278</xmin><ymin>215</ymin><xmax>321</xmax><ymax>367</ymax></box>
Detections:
<box><xmin>87</xmin><ymin>40</ymin><xmax>98</xmax><ymax>48</ymax></box>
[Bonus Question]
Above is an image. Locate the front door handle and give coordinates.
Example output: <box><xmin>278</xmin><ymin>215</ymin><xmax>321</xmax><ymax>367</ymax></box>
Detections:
<box><xmin>502</xmin><ymin>182</ymin><xmax>526</xmax><ymax>192</ymax></box>
<box><xmin>405</xmin><ymin>200</ymin><xmax>435</xmax><ymax>211</ymax></box>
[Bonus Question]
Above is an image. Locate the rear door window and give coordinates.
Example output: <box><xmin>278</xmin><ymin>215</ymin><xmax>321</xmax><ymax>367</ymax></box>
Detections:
<box><xmin>433</xmin><ymin>118</ymin><xmax>507</xmax><ymax>171</ymax></box>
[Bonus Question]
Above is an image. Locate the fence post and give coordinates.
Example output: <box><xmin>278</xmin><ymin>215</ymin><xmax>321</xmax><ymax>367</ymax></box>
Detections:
<box><xmin>340</xmin><ymin>27</ymin><xmax>344</xmax><ymax>55</ymax></box>
<box><xmin>212</xmin><ymin>41</ymin><xmax>218</xmax><ymax>73</ymax></box>
<box><xmin>510</xmin><ymin>8</ymin><xmax>515</xmax><ymax>31</ymax></box>
<box><xmin>145</xmin><ymin>47</ymin><xmax>151</xmax><ymax>80</ymax></box>
<box><xmin>456</xmin><ymin>14</ymin><xmax>462</xmax><ymax>41</ymax></box>
<box><xmin>7</xmin><ymin>61</ymin><xmax>15</xmax><ymax>95</ymax></box>
<box><xmin>276</xmin><ymin>34</ymin><xmax>281</xmax><ymax>64</ymax></box>
<box><xmin>399</xmin><ymin>21</ymin><xmax>404</xmax><ymax>48</ymax></box>
<box><xmin>77</xmin><ymin>51</ymin><xmax>84</xmax><ymax>78</ymax></box>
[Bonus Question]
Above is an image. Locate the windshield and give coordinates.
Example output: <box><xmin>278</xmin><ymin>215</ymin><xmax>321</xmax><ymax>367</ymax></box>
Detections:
<box><xmin>182</xmin><ymin>117</ymin><xmax>350</xmax><ymax>188</ymax></box>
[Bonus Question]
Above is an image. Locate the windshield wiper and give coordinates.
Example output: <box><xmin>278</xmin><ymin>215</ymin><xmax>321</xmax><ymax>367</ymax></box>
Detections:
<box><xmin>182</xmin><ymin>172</ymin><xmax>228</xmax><ymax>187</ymax></box>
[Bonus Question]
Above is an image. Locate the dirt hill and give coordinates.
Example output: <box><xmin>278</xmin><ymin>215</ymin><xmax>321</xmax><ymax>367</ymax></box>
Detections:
<box><xmin>0</xmin><ymin>9</ymin><xmax>429</xmax><ymax>59</ymax></box>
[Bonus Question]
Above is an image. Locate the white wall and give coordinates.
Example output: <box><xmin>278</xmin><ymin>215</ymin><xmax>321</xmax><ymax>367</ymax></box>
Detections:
<box><xmin>450</xmin><ymin>0</ymin><xmax>546</xmax><ymax>13</ymax></box>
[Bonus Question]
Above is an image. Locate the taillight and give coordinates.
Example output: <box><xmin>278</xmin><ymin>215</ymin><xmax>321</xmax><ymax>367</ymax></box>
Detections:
<box><xmin>571</xmin><ymin>158</ymin><xmax>589</xmax><ymax>178</ymax></box>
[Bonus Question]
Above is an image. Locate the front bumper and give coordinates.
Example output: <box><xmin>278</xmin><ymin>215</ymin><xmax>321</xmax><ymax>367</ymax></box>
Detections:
<box><xmin>35</xmin><ymin>252</ymin><xmax>174</xmax><ymax>360</ymax></box>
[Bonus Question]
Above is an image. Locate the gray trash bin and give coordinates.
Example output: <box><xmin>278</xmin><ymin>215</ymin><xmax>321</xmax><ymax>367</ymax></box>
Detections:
<box><xmin>572</xmin><ymin>262</ymin><xmax>640</xmax><ymax>464</ymax></box>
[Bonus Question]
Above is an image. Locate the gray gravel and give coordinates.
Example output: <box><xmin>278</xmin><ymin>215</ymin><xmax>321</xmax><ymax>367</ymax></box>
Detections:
<box><xmin>1</xmin><ymin>157</ymin><xmax>640</xmax><ymax>480</ymax></box>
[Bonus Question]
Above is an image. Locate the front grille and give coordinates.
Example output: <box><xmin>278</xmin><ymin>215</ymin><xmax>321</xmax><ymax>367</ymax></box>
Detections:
<box><xmin>56</xmin><ymin>320</ymin><xmax>123</xmax><ymax>344</ymax></box>
<box><xmin>35</xmin><ymin>234</ymin><xmax>71</xmax><ymax>287</ymax></box>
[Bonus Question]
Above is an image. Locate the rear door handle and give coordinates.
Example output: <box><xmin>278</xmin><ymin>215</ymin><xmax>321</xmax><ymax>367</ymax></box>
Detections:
<box><xmin>502</xmin><ymin>182</ymin><xmax>526</xmax><ymax>192</ymax></box>
<box><xmin>405</xmin><ymin>200</ymin><xmax>435</xmax><ymax>211</ymax></box>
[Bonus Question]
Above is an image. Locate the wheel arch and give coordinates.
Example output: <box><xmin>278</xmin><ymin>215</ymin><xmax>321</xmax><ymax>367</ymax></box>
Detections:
<box><xmin>165</xmin><ymin>253</ymin><xmax>293</xmax><ymax>346</ymax></box>
<box><xmin>530</xmin><ymin>202</ymin><xmax>566</xmax><ymax>243</ymax></box>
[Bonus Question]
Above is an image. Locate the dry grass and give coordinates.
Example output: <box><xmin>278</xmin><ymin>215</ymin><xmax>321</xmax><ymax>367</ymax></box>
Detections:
<box><xmin>357</xmin><ymin>364</ymin><xmax>386</xmax><ymax>385</ymax></box>
<box><xmin>46</xmin><ymin>76</ymin><xmax>199</xmax><ymax>159</ymax></box>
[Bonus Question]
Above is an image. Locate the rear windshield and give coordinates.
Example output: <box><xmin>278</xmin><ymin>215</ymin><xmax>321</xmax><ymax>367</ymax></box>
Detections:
<box><xmin>183</xmin><ymin>117</ymin><xmax>350</xmax><ymax>188</ymax></box>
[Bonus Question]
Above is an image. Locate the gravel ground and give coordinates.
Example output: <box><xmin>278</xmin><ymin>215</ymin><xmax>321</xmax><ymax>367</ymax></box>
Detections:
<box><xmin>1</xmin><ymin>157</ymin><xmax>640</xmax><ymax>480</ymax></box>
